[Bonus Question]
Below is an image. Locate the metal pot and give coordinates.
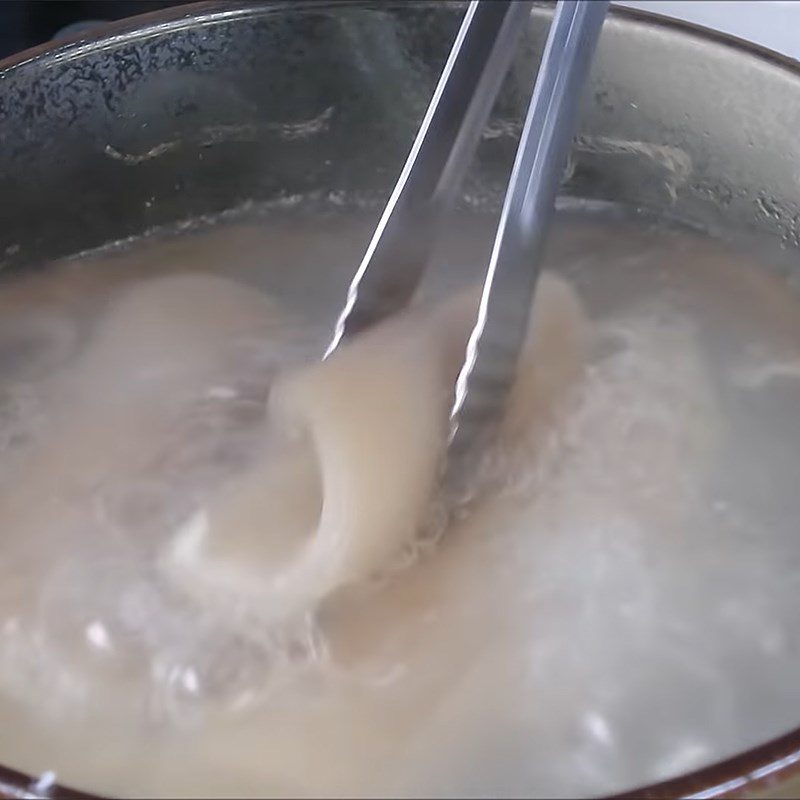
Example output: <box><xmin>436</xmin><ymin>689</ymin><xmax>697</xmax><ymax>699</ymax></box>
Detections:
<box><xmin>0</xmin><ymin>2</ymin><xmax>799</xmax><ymax>797</ymax></box>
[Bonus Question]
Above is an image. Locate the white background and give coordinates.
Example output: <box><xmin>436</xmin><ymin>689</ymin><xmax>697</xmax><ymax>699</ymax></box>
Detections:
<box><xmin>613</xmin><ymin>1</ymin><xmax>800</xmax><ymax>60</ymax></box>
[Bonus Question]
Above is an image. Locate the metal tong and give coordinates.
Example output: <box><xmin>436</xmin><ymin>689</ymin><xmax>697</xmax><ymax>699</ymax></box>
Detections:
<box><xmin>327</xmin><ymin>0</ymin><xmax>609</xmax><ymax>492</ymax></box>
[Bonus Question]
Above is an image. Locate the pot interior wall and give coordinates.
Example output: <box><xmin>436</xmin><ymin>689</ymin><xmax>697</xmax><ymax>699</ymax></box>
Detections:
<box><xmin>0</xmin><ymin>1</ymin><xmax>798</xmax><ymax>275</ymax></box>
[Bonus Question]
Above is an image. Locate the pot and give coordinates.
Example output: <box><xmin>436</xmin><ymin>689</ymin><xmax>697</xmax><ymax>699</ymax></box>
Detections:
<box><xmin>0</xmin><ymin>2</ymin><xmax>799</xmax><ymax>797</ymax></box>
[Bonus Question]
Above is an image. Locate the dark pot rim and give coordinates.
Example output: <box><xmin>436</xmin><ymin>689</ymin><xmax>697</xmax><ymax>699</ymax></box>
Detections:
<box><xmin>1</xmin><ymin>2</ymin><xmax>799</xmax><ymax>798</ymax></box>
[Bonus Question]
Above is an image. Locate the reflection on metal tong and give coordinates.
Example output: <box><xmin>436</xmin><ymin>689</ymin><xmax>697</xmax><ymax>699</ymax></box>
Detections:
<box><xmin>326</xmin><ymin>0</ymin><xmax>609</xmax><ymax>492</ymax></box>
<box><xmin>448</xmin><ymin>0</ymin><xmax>608</xmax><ymax>494</ymax></box>
<box><xmin>325</xmin><ymin>0</ymin><xmax>534</xmax><ymax>351</ymax></box>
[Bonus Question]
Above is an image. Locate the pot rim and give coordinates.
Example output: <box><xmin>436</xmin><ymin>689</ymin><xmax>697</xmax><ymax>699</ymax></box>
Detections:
<box><xmin>1</xmin><ymin>2</ymin><xmax>799</xmax><ymax>798</ymax></box>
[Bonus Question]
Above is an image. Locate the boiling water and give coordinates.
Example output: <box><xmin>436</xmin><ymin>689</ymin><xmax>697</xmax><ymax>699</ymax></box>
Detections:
<box><xmin>0</xmin><ymin>205</ymin><xmax>799</xmax><ymax>798</ymax></box>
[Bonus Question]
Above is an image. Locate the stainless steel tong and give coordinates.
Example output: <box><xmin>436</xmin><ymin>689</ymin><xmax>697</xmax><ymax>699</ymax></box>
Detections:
<box><xmin>327</xmin><ymin>0</ymin><xmax>609</xmax><ymax>490</ymax></box>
